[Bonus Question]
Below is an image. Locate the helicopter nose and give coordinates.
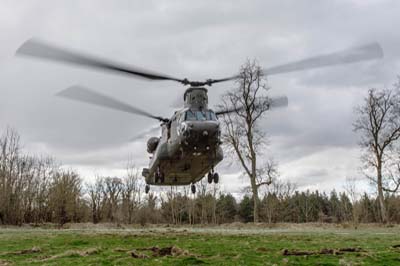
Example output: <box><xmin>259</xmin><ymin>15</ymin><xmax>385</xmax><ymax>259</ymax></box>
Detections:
<box><xmin>182</xmin><ymin>121</ymin><xmax>219</xmax><ymax>141</ymax></box>
<box><xmin>194</xmin><ymin>122</ymin><xmax>218</xmax><ymax>135</ymax></box>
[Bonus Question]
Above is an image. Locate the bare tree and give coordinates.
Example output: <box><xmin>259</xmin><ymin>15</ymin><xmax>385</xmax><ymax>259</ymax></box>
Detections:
<box><xmin>87</xmin><ymin>176</ymin><xmax>103</xmax><ymax>224</ymax></box>
<box><xmin>218</xmin><ymin>60</ymin><xmax>277</xmax><ymax>222</ymax></box>
<box><xmin>354</xmin><ymin>83</ymin><xmax>400</xmax><ymax>223</ymax></box>
<box><xmin>49</xmin><ymin>170</ymin><xmax>82</xmax><ymax>225</ymax></box>
<box><xmin>102</xmin><ymin>177</ymin><xmax>123</xmax><ymax>222</ymax></box>
<box><xmin>344</xmin><ymin>177</ymin><xmax>361</xmax><ymax>228</ymax></box>
<box><xmin>0</xmin><ymin>128</ymin><xmax>21</xmax><ymax>224</ymax></box>
<box><xmin>261</xmin><ymin>177</ymin><xmax>297</xmax><ymax>223</ymax></box>
<box><xmin>121</xmin><ymin>162</ymin><xmax>142</xmax><ymax>223</ymax></box>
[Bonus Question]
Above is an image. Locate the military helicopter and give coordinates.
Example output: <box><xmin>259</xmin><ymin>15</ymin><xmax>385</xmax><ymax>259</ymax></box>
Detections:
<box><xmin>16</xmin><ymin>39</ymin><xmax>383</xmax><ymax>193</ymax></box>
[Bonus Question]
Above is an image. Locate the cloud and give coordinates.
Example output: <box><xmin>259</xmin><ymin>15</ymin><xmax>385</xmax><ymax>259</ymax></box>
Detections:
<box><xmin>0</xmin><ymin>0</ymin><xmax>398</xmax><ymax>192</ymax></box>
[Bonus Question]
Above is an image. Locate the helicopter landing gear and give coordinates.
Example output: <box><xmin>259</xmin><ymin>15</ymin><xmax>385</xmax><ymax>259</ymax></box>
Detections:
<box><xmin>207</xmin><ymin>171</ymin><xmax>219</xmax><ymax>184</ymax></box>
<box><xmin>207</xmin><ymin>172</ymin><xmax>213</xmax><ymax>184</ymax></box>
<box><xmin>191</xmin><ymin>183</ymin><xmax>196</xmax><ymax>194</ymax></box>
<box><xmin>145</xmin><ymin>184</ymin><xmax>150</xmax><ymax>194</ymax></box>
<box><xmin>213</xmin><ymin>172</ymin><xmax>219</xmax><ymax>184</ymax></box>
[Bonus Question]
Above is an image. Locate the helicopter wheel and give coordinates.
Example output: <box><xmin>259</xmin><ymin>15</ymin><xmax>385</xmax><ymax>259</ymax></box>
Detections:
<box><xmin>207</xmin><ymin>172</ymin><xmax>213</xmax><ymax>184</ymax></box>
<box><xmin>191</xmin><ymin>184</ymin><xmax>196</xmax><ymax>194</ymax></box>
<box><xmin>213</xmin><ymin>173</ymin><xmax>219</xmax><ymax>184</ymax></box>
<box><xmin>145</xmin><ymin>184</ymin><xmax>150</xmax><ymax>194</ymax></box>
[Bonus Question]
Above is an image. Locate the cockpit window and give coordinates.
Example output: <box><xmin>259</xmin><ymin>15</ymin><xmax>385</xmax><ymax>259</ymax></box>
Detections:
<box><xmin>185</xmin><ymin>110</ymin><xmax>197</xmax><ymax>121</ymax></box>
<box><xmin>185</xmin><ymin>110</ymin><xmax>217</xmax><ymax>121</ymax></box>
<box><xmin>196</xmin><ymin>111</ymin><xmax>207</xmax><ymax>121</ymax></box>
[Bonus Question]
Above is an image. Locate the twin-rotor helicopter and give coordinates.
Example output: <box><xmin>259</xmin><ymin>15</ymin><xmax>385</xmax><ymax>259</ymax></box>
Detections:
<box><xmin>16</xmin><ymin>39</ymin><xmax>383</xmax><ymax>193</ymax></box>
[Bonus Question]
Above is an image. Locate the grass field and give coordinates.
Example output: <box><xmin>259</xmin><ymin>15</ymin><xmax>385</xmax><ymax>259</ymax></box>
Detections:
<box><xmin>0</xmin><ymin>224</ymin><xmax>399</xmax><ymax>265</ymax></box>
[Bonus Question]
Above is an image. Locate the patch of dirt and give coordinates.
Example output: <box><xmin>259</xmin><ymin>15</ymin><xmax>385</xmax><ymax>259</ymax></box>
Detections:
<box><xmin>113</xmin><ymin>247</ymin><xmax>129</xmax><ymax>252</ymax></box>
<box><xmin>0</xmin><ymin>247</ymin><xmax>41</xmax><ymax>256</ymax></box>
<box><xmin>256</xmin><ymin>247</ymin><xmax>270</xmax><ymax>252</ymax></box>
<box><xmin>37</xmin><ymin>247</ymin><xmax>100</xmax><ymax>261</ymax></box>
<box><xmin>129</xmin><ymin>246</ymin><xmax>192</xmax><ymax>259</ymax></box>
<box><xmin>0</xmin><ymin>260</ymin><xmax>12</xmax><ymax>266</ymax></box>
<box><xmin>283</xmin><ymin>247</ymin><xmax>364</xmax><ymax>256</ymax></box>
<box><xmin>338</xmin><ymin>248</ymin><xmax>363</xmax><ymax>252</ymax></box>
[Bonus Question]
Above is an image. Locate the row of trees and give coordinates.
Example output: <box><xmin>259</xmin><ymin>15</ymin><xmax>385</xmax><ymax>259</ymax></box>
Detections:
<box><xmin>2</xmin><ymin>62</ymin><xmax>400</xmax><ymax>225</ymax></box>
<box><xmin>0</xmin><ymin>128</ymin><xmax>83</xmax><ymax>225</ymax></box>
<box><xmin>1</xmin><ymin>128</ymin><xmax>400</xmax><ymax>225</ymax></box>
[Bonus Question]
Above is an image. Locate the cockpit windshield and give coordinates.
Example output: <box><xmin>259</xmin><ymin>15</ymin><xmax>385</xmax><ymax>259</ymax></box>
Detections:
<box><xmin>185</xmin><ymin>110</ymin><xmax>217</xmax><ymax>121</ymax></box>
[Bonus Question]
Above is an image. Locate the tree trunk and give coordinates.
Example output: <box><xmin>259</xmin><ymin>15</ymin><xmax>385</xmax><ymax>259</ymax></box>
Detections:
<box><xmin>250</xmin><ymin>175</ymin><xmax>259</xmax><ymax>222</ymax></box>
<box><xmin>377</xmin><ymin>164</ymin><xmax>388</xmax><ymax>223</ymax></box>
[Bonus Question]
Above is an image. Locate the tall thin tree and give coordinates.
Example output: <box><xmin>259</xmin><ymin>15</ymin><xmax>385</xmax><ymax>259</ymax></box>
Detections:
<box><xmin>354</xmin><ymin>82</ymin><xmax>400</xmax><ymax>223</ymax></box>
<box><xmin>218</xmin><ymin>60</ymin><xmax>277</xmax><ymax>222</ymax></box>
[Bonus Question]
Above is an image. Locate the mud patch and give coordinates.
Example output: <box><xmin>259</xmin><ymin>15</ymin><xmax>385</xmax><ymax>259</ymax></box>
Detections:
<box><xmin>283</xmin><ymin>247</ymin><xmax>364</xmax><ymax>256</ymax></box>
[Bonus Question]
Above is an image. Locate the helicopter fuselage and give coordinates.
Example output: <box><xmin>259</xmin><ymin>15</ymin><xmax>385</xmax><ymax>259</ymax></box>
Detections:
<box><xmin>142</xmin><ymin>87</ymin><xmax>223</xmax><ymax>186</ymax></box>
<box><xmin>143</xmin><ymin>120</ymin><xmax>223</xmax><ymax>185</ymax></box>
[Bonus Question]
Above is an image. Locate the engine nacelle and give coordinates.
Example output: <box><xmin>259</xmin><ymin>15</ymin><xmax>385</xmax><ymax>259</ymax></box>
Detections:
<box><xmin>147</xmin><ymin>137</ymin><xmax>160</xmax><ymax>153</ymax></box>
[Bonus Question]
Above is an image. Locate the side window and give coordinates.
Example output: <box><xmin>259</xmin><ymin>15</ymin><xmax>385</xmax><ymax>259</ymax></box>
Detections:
<box><xmin>208</xmin><ymin>111</ymin><xmax>217</xmax><ymax>120</ymax></box>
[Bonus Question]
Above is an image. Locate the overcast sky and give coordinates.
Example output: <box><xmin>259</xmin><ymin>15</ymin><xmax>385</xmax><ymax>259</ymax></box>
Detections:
<box><xmin>1</xmin><ymin>0</ymin><xmax>399</xmax><ymax>195</ymax></box>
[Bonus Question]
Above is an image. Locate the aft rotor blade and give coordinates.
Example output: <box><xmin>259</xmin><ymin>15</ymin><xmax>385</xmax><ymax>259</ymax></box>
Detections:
<box><xmin>269</xmin><ymin>95</ymin><xmax>288</xmax><ymax>108</ymax></box>
<box><xmin>215</xmin><ymin>96</ymin><xmax>288</xmax><ymax>116</ymax></box>
<box><xmin>209</xmin><ymin>43</ymin><xmax>383</xmax><ymax>85</ymax></box>
<box><xmin>264</xmin><ymin>42</ymin><xmax>383</xmax><ymax>75</ymax></box>
<box><xmin>57</xmin><ymin>85</ymin><xmax>168</xmax><ymax>122</ymax></box>
<box><xmin>16</xmin><ymin>38</ymin><xmax>183</xmax><ymax>82</ymax></box>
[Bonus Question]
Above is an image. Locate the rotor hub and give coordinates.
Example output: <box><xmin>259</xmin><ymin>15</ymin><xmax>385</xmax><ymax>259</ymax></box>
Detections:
<box><xmin>181</xmin><ymin>79</ymin><xmax>214</xmax><ymax>87</ymax></box>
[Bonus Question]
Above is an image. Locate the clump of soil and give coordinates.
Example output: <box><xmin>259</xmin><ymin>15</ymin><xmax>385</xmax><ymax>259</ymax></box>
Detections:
<box><xmin>113</xmin><ymin>247</ymin><xmax>129</xmax><ymax>252</ymax></box>
<box><xmin>38</xmin><ymin>247</ymin><xmax>100</xmax><ymax>261</ymax></box>
<box><xmin>283</xmin><ymin>247</ymin><xmax>364</xmax><ymax>256</ymax></box>
<box><xmin>131</xmin><ymin>250</ymin><xmax>150</xmax><ymax>259</ymax></box>
<box><xmin>1</xmin><ymin>247</ymin><xmax>41</xmax><ymax>256</ymax></box>
<box><xmin>0</xmin><ymin>259</ymin><xmax>12</xmax><ymax>266</ymax></box>
<box><xmin>256</xmin><ymin>247</ymin><xmax>270</xmax><ymax>252</ymax></box>
<box><xmin>129</xmin><ymin>246</ymin><xmax>191</xmax><ymax>258</ymax></box>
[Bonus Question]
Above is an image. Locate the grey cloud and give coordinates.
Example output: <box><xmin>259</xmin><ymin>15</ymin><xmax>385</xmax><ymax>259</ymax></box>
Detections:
<box><xmin>0</xmin><ymin>0</ymin><xmax>398</xmax><ymax>191</ymax></box>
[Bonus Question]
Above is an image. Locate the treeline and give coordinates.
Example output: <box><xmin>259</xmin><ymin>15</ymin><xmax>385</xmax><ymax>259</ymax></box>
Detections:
<box><xmin>1</xmin><ymin>128</ymin><xmax>400</xmax><ymax>225</ymax></box>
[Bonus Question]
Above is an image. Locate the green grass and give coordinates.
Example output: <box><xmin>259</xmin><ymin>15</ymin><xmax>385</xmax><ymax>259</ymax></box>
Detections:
<box><xmin>0</xmin><ymin>226</ymin><xmax>399</xmax><ymax>265</ymax></box>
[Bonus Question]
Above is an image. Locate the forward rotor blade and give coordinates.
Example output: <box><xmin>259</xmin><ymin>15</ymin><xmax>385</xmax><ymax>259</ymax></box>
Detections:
<box><xmin>215</xmin><ymin>96</ymin><xmax>288</xmax><ymax>116</ymax></box>
<box><xmin>16</xmin><ymin>38</ymin><xmax>183</xmax><ymax>82</ymax></box>
<box><xmin>129</xmin><ymin>124</ymin><xmax>161</xmax><ymax>142</ymax></box>
<box><xmin>207</xmin><ymin>75</ymin><xmax>240</xmax><ymax>85</ymax></box>
<box><xmin>57</xmin><ymin>85</ymin><xmax>168</xmax><ymax>122</ymax></box>
<box><xmin>264</xmin><ymin>42</ymin><xmax>383</xmax><ymax>75</ymax></box>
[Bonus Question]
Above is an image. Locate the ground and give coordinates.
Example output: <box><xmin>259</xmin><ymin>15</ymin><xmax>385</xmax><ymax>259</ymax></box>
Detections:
<box><xmin>0</xmin><ymin>224</ymin><xmax>399</xmax><ymax>265</ymax></box>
